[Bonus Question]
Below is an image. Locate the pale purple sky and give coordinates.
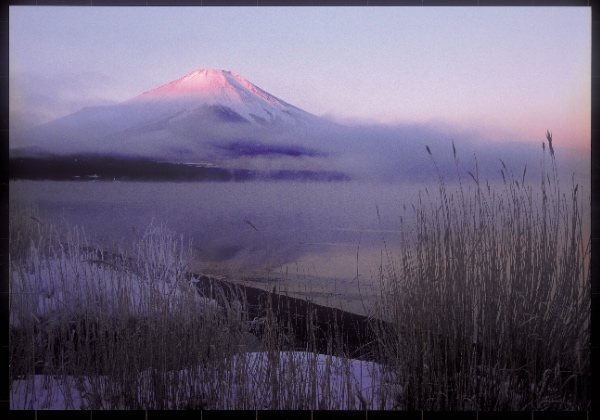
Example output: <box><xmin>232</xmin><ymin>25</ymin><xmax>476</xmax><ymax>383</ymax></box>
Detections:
<box><xmin>9</xmin><ymin>6</ymin><xmax>591</xmax><ymax>152</ymax></box>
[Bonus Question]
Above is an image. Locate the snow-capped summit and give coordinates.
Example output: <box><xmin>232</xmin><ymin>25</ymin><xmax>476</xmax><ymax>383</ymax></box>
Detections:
<box><xmin>134</xmin><ymin>69</ymin><xmax>263</xmax><ymax>99</ymax></box>
<box><xmin>130</xmin><ymin>69</ymin><xmax>315</xmax><ymax>126</ymax></box>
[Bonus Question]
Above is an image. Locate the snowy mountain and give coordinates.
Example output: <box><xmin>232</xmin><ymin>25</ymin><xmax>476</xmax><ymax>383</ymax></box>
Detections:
<box><xmin>129</xmin><ymin>69</ymin><xmax>317</xmax><ymax>126</ymax></box>
<box><xmin>12</xmin><ymin>69</ymin><xmax>337</xmax><ymax>162</ymax></box>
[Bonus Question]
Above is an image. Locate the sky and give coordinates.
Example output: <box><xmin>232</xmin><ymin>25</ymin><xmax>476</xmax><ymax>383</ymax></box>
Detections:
<box><xmin>9</xmin><ymin>6</ymin><xmax>591</xmax><ymax>153</ymax></box>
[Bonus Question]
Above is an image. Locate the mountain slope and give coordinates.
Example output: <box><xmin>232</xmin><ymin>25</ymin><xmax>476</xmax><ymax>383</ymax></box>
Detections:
<box><xmin>13</xmin><ymin>69</ymin><xmax>335</xmax><ymax>162</ymax></box>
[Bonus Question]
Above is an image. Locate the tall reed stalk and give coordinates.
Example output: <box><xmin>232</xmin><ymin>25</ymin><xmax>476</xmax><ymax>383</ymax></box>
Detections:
<box><xmin>374</xmin><ymin>133</ymin><xmax>590</xmax><ymax>410</ymax></box>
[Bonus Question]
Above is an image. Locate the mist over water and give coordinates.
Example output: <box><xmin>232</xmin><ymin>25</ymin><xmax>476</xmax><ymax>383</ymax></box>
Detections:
<box><xmin>9</xmin><ymin>138</ymin><xmax>589</xmax><ymax>286</ymax></box>
<box><xmin>10</xmin><ymin>180</ymin><xmax>422</xmax><ymax>281</ymax></box>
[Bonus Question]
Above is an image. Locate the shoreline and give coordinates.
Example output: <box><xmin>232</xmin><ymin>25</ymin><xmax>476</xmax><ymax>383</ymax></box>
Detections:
<box><xmin>188</xmin><ymin>271</ymin><xmax>387</xmax><ymax>362</ymax></box>
<box><xmin>188</xmin><ymin>259</ymin><xmax>382</xmax><ymax>318</ymax></box>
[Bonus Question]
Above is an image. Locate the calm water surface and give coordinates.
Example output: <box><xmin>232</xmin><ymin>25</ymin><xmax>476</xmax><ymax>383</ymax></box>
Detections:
<box><xmin>10</xmin><ymin>171</ymin><xmax>590</xmax><ymax>308</ymax></box>
<box><xmin>10</xmin><ymin>180</ymin><xmax>426</xmax><ymax>283</ymax></box>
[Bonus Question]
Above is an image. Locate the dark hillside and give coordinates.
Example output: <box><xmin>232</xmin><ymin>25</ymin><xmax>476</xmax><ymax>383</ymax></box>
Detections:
<box><xmin>9</xmin><ymin>155</ymin><xmax>349</xmax><ymax>182</ymax></box>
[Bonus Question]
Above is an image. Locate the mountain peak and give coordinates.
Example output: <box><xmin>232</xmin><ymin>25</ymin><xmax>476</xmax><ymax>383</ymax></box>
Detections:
<box><xmin>136</xmin><ymin>68</ymin><xmax>234</xmax><ymax>98</ymax></box>
<box><xmin>131</xmin><ymin>68</ymin><xmax>282</xmax><ymax>105</ymax></box>
<box><xmin>127</xmin><ymin>68</ymin><xmax>317</xmax><ymax>126</ymax></box>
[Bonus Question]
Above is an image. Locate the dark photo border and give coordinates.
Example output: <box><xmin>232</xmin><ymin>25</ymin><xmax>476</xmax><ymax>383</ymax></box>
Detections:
<box><xmin>2</xmin><ymin>1</ymin><xmax>596</xmax><ymax>419</ymax></box>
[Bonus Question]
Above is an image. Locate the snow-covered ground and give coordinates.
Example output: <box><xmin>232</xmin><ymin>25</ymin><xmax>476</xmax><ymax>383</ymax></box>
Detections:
<box><xmin>10</xmin><ymin>351</ymin><xmax>402</xmax><ymax>410</ymax></box>
<box><xmin>10</xmin><ymin>252</ymin><xmax>403</xmax><ymax>409</ymax></box>
<box><xmin>9</xmin><ymin>224</ymin><xmax>403</xmax><ymax>410</ymax></box>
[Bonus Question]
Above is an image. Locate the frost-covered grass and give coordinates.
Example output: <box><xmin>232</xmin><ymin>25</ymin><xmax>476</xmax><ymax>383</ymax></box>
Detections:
<box><xmin>370</xmin><ymin>134</ymin><xmax>590</xmax><ymax>410</ymax></box>
<box><xmin>9</xmin><ymin>209</ymin><xmax>400</xmax><ymax>410</ymax></box>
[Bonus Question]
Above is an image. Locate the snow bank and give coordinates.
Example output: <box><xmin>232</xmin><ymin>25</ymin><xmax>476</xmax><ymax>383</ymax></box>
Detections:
<box><xmin>11</xmin><ymin>351</ymin><xmax>403</xmax><ymax>410</ymax></box>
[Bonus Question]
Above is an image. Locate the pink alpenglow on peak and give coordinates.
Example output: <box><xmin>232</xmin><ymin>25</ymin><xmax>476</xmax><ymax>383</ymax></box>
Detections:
<box><xmin>129</xmin><ymin>68</ymin><xmax>314</xmax><ymax>126</ymax></box>
<box><xmin>135</xmin><ymin>69</ymin><xmax>278</xmax><ymax>104</ymax></box>
<box><xmin>137</xmin><ymin>69</ymin><xmax>238</xmax><ymax>98</ymax></box>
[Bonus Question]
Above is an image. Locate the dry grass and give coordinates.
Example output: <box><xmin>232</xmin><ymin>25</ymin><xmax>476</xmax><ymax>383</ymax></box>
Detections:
<box><xmin>371</xmin><ymin>134</ymin><xmax>590</xmax><ymax>410</ymax></box>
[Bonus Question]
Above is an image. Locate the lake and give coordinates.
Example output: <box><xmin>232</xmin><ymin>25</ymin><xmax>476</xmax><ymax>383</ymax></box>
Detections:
<box><xmin>10</xmin><ymin>167</ymin><xmax>590</xmax><ymax>315</ymax></box>
<box><xmin>10</xmin><ymin>180</ymin><xmax>426</xmax><ymax>285</ymax></box>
